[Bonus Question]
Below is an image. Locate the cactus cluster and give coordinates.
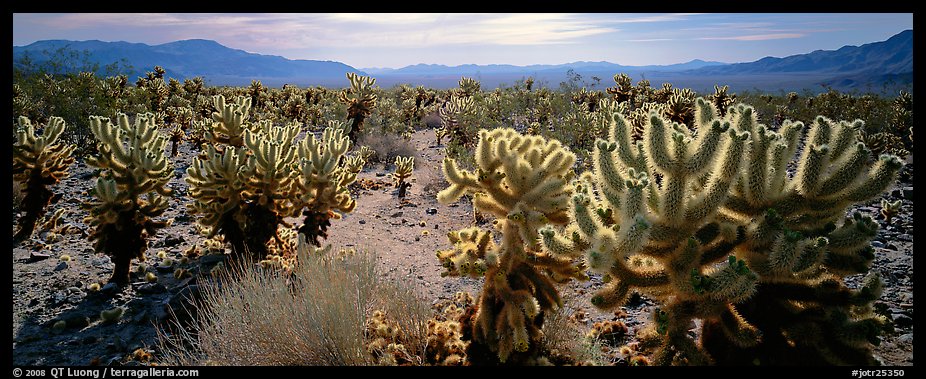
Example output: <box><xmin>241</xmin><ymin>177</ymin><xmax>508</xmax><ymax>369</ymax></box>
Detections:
<box><xmin>393</xmin><ymin>156</ymin><xmax>414</xmax><ymax>198</ymax></box>
<box><xmin>83</xmin><ymin>113</ymin><xmax>173</xmax><ymax>284</ymax></box>
<box><xmin>437</xmin><ymin>128</ymin><xmax>586</xmax><ymax>363</ymax></box>
<box><xmin>540</xmin><ymin>98</ymin><xmax>902</xmax><ymax>365</ymax></box>
<box><xmin>339</xmin><ymin>72</ymin><xmax>378</xmax><ymax>143</ymax></box>
<box><xmin>13</xmin><ymin>116</ymin><xmax>76</xmax><ymax>242</ymax></box>
<box><xmin>205</xmin><ymin>95</ymin><xmax>253</xmax><ymax>147</ymax></box>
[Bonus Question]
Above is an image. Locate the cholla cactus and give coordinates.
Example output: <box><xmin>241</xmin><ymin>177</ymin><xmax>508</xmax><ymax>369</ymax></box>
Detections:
<box><xmin>709</xmin><ymin>85</ymin><xmax>736</xmax><ymax>117</ymax></box>
<box><xmin>186</xmin><ymin>120</ymin><xmax>301</xmax><ymax>259</ymax></box>
<box><xmin>880</xmin><ymin>199</ymin><xmax>902</xmax><ymax>224</ymax></box>
<box><xmin>13</xmin><ymin>116</ymin><xmax>76</xmax><ymax>242</ymax></box>
<box><xmin>458</xmin><ymin>77</ymin><xmax>481</xmax><ymax>97</ymax></box>
<box><xmin>606</xmin><ymin>73</ymin><xmax>635</xmax><ymax>103</ymax></box>
<box><xmin>205</xmin><ymin>95</ymin><xmax>253</xmax><ymax>147</ymax></box>
<box><xmin>338</xmin><ymin>72</ymin><xmax>378</xmax><ymax>143</ymax></box>
<box><xmin>294</xmin><ymin>121</ymin><xmax>363</xmax><ymax>246</ymax></box>
<box><xmin>437</xmin><ymin>128</ymin><xmax>585</xmax><ymax>363</ymax></box>
<box><xmin>543</xmin><ymin>98</ymin><xmax>902</xmax><ymax>365</ymax></box>
<box><xmin>393</xmin><ymin>156</ymin><xmax>414</xmax><ymax>198</ymax></box>
<box><xmin>664</xmin><ymin>89</ymin><xmax>695</xmax><ymax>128</ymax></box>
<box><xmin>437</xmin><ymin>95</ymin><xmax>477</xmax><ymax>147</ymax></box>
<box><xmin>83</xmin><ymin>113</ymin><xmax>173</xmax><ymax>284</ymax></box>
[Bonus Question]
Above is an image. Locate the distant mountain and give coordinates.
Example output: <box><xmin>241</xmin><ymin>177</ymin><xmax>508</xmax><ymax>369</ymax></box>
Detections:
<box><xmin>363</xmin><ymin>59</ymin><xmax>726</xmax><ymax>77</ymax></box>
<box><xmin>691</xmin><ymin>30</ymin><xmax>912</xmax><ymax>76</ymax></box>
<box><xmin>12</xmin><ymin>39</ymin><xmax>364</xmax><ymax>87</ymax></box>
<box><xmin>11</xmin><ymin>30</ymin><xmax>912</xmax><ymax>93</ymax></box>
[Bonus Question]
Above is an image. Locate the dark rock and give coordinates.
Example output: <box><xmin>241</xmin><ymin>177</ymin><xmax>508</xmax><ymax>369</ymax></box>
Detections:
<box><xmin>901</xmin><ymin>187</ymin><xmax>913</xmax><ymax>200</ymax></box>
<box><xmin>871</xmin><ymin>241</ymin><xmax>885</xmax><ymax>248</ymax></box>
<box><xmin>54</xmin><ymin>261</ymin><xmax>69</xmax><ymax>271</ymax></box>
<box><xmin>101</xmin><ymin>282</ymin><xmax>120</xmax><ymax>294</ymax></box>
<box><xmin>898</xmin><ymin>234</ymin><xmax>913</xmax><ymax>242</ymax></box>
<box><xmin>426</xmin><ymin>208</ymin><xmax>438</xmax><ymax>215</ymax></box>
<box><xmin>359</xmin><ymin>220</ymin><xmax>366</xmax><ymax>224</ymax></box>
<box><xmin>163</xmin><ymin>235</ymin><xmax>185</xmax><ymax>247</ymax></box>
<box><xmin>198</xmin><ymin>254</ymin><xmax>227</xmax><ymax>265</ymax></box>
<box><xmin>136</xmin><ymin>283</ymin><xmax>166</xmax><ymax>294</ymax></box>
<box><xmin>82</xmin><ymin>335</ymin><xmax>98</xmax><ymax>344</ymax></box>
<box><xmin>390</xmin><ymin>211</ymin><xmax>404</xmax><ymax>218</ymax></box>
<box><xmin>164</xmin><ymin>285</ymin><xmax>202</xmax><ymax>326</ymax></box>
<box><xmin>155</xmin><ymin>264</ymin><xmax>174</xmax><ymax>273</ymax></box>
<box><xmin>28</xmin><ymin>298</ymin><xmax>39</xmax><ymax>307</ymax></box>
<box><xmin>64</xmin><ymin>315</ymin><xmax>91</xmax><ymax>329</ymax></box>
<box><xmin>376</xmin><ymin>172</ymin><xmax>386</xmax><ymax>177</ymax></box>
<box><xmin>415</xmin><ymin>236</ymin><xmax>420</xmax><ymax>242</ymax></box>
<box><xmin>27</xmin><ymin>252</ymin><xmax>51</xmax><ymax>263</ymax></box>
<box><xmin>132</xmin><ymin>310</ymin><xmax>149</xmax><ymax>324</ymax></box>
<box><xmin>892</xmin><ymin>313</ymin><xmax>913</xmax><ymax>328</ymax></box>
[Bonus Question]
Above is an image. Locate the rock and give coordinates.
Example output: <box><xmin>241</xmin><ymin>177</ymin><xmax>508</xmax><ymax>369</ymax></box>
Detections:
<box><xmin>390</xmin><ymin>211</ymin><xmax>404</xmax><ymax>218</ymax></box>
<box><xmin>163</xmin><ymin>235</ymin><xmax>185</xmax><ymax>247</ymax></box>
<box><xmin>376</xmin><ymin>172</ymin><xmax>386</xmax><ymax>177</ymax></box>
<box><xmin>54</xmin><ymin>261</ymin><xmax>69</xmax><ymax>271</ymax></box>
<box><xmin>132</xmin><ymin>310</ymin><xmax>149</xmax><ymax>324</ymax></box>
<box><xmin>359</xmin><ymin>220</ymin><xmax>366</xmax><ymax>225</ymax></box>
<box><xmin>871</xmin><ymin>241</ymin><xmax>885</xmax><ymax>248</ymax></box>
<box><xmin>28</xmin><ymin>298</ymin><xmax>39</xmax><ymax>307</ymax></box>
<box><xmin>897</xmin><ymin>333</ymin><xmax>913</xmax><ymax>344</ymax></box>
<box><xmin>415</xmin><ymin>236</ymin><xmax>420</xmax><ymax>242</ymax></box>
<box><xmin>902</xmin><ymin>187</ymin><xmax>913</xmax><ymax>200</ymax></box>
<box><xmin>164</xmin><ymin>285</ymin><xmax>202</xmax><ymax>325</ymax></box>
<box><xmin>101</xmin><ymin>282</ymin><xmax>120</xmax><ymax>294</ymax></box>
<box><xmin>198</xmin><ymin>254</ymin><xmax>227</xmax><ymax>265</ymax></box>
<box><xmin>898</xmin><ymin>234</ymin><xmax>913</xmax><ymax>242</ymax></box>
<box><xmin>892</xmin><ymin>313</ymin><xmax>913</xmax><ymax>328</ymax></box>
<box><xmin>27</xmin><ymin>252</ymin><xmax>51</xmax><ymax>263</ymax></box>
<box><xmin>426</xmin><ymin>208</ymin><xmax>438</xmax><ymax>215</ymax></box>
<box><xmin>155</xmin><ymin>264</ymin><xmax>174</xmax><ymax>273</ymax></box>
<box><xmin>82</xmin><ymin>335</ymin><xmax>98</xmax><ymax>344</ymax></box>
<box><xmin>64</xmin><ymin>315</ymin><xmax>91</xmax><ymax>329</ymax></box>
<box><xmin>136</xmin><ymin>283</ymin><xmax>166</xmax><ymax>294</ymax></box>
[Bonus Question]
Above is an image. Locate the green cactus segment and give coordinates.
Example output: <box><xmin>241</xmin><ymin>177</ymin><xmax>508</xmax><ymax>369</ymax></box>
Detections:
<box><xmin>541</xmin><ymin>99</ymin><xmax>901</xmax><ymax>365</ymax></box>
<box><xmin>437</xmin><ymin>128</ymin><xmax>582</xmax><ymax>363</ymax></box>
<box><xmin>13</xmin><ymin>116</ymin><xmax>76</xmax><ymax>242</ymax></box>
<box><xmin>83</xmin><ymin>113</ymin><xmax>173</xmax><ymax>285</ymax></box>
<box><xmin>295</xmin><ymin>121</ymin><xmax>363</xmax><ymax>246</ymax></box>
<box><xmin>393</xmin><ymin>156</ymin><xmax>414</xmax><ymax>198</ymax></box>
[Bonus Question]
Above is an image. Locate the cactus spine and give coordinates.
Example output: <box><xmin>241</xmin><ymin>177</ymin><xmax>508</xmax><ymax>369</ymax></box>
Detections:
<box><xmin>437</xmin><ymin>128</ymin><xmax>585</xmax><ymax>363</ymax></box>
<box><xmin>339</xmin><ymin>72</ymin><xmax>378</xmax><ymax>144</ymax></box>
<box><xmin>84</xmin><ymin>113</ymin><xmax>173</xmax><ymax>285</ymax></box>
<box><xmin>13</xmin><ymin>116</ymin><xmax>75</xmax><ymax>242</ymax></box>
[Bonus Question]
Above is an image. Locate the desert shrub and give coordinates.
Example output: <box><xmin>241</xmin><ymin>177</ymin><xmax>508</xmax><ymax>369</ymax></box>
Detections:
<box><xmin>159</xmin><ymin>242</ymin><xmax>430</xmax><ymax>366</ymax></box>
<box><xmin>356</xmin><ymin>130</ymin><xmax>416</xmax><ymax>165</ymax></box>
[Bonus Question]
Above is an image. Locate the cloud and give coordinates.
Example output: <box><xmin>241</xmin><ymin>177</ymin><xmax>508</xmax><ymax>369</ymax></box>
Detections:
<box><xmin>699</xmin><ymin>33</ymin><xmax>805</xmax><ymax>41</ymax></box>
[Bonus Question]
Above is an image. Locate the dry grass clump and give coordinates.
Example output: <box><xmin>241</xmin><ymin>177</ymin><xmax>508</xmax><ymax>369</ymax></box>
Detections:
<box><xmin>357</xmin><ymin>132</ymin><xmax>416</xmax><ymax>164</ymax></box>
<box><xmin>158</xmin><ymin>242</ymin><xmax>430</xmax><ymax>366</ymax></box>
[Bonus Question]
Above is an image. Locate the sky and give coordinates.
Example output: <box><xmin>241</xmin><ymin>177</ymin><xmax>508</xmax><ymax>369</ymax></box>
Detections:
<box><xmin>12</xmin><ymin>13</ymin><xmax>913</xmax><ymax>69</ymax></box>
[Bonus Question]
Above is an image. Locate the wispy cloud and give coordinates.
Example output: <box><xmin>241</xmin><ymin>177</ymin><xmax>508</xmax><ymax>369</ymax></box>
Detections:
<box><xmin>610</xmin><ymin>13</ymin><xmax>704</xmax><ymax>23</ymax></box>
<box><xmin>699</xmin><ymin>33</ymin><xmax>805</xmax><ymax>41</ymax></box>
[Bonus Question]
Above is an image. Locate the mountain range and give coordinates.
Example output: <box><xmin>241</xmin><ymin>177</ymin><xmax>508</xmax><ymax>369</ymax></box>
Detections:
<box><xmin>12</xmin><ymin>30</ymin><xmax>912</xmax><ymax>93</ymax></box>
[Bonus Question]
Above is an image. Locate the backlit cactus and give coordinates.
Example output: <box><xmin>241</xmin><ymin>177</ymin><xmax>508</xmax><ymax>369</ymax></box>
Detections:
<box><xmin>880</xmin><ymin>199</ymin><xmax>902</xmax><ymax>224</ymax></box>
<box><xmin>205</xmin><ymin>95</ymin><xmax>253</xmax><ymax>147</ymax></box>
<box><xmin>437</xmin><ymin>128</ymin><xmax>585</xmax><ymax>363</ymax></box>
<box><xmin>294</xmin><ymin>121</ymin><xmax>364</xmax><ymax>246</ymax></box>
<box><xmin>542</xmin><ymin>98</ymin><xmax>902</xmax><ymax>365</ymax></box>
<box><xmin>13</xmin><ymin>116</ymin><xmax>76</xmax><ymax>242</ymax></box>
<box><xmin>393</xmin><ymin>156</ymin><xmax>414</xmax><ymax>198</ymax></box>
<box><xmin>339</xmin><ymin>72</ymin><xmax>378</xmax><ymax>143</ymax></box>
<box><xmin>709</xmin><ymin>85</ymin><xmax>736</xmax><ymax>117</ymax></box>
<box><xmin>186</xmin><ymin>119</ymin><xmax>302</xmax><ymax>259</ymax></box>
<box><xmin>83</xmin><ymin>113</ymin><xmax>173</xmax><ymax>285</ymax></box>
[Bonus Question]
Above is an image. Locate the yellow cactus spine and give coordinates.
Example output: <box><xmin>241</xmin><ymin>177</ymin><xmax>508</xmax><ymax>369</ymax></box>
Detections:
<box><xmin>437</xmin><ymin>128</ymin><xmax>583</xmax><ymax>363</ymax></box>
<box><xmin>13</xmin><ymin>116</ymin><xmax>76</xmax><ymax>242</ymax></box>
<box><xmin>83</xmin><ymin>113</ymin><xmax>173</xmax><ymax>285</ymax></box>
<box><xmin>393</xmin><ymin>156</ymin><xmax>414</xmax><ymax>198</ymax></box>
